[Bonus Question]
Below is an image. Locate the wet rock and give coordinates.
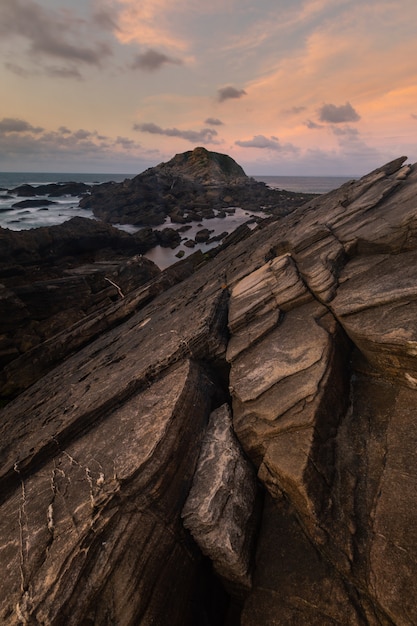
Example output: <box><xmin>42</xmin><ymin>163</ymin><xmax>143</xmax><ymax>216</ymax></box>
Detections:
<box><xmin>12</xmin><ymin>199</ymin><xmax>57</xmax><ymax>208</ymax></box>
<box><xmin>155</xmin><ymin>227</ymin><xmax>181</xmax><ymax>248</ymax></box>
<box><xmin>195</xmin><ymin>228</ymin><xmax>213</xmax><ymax>243</ymax></box>
<box><xmin>12</xmin><ymin>182</ymin><xmax>92</xmax><ymax>197</ymax></box>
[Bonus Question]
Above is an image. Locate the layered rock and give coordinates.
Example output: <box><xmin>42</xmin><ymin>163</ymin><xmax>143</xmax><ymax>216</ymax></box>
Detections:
<box><xmin>1</xmin><ymin>156</ymin><xmax>417</xmax><ymax>624</ymax></box>
<box><xmin>0</xmin><ymin>361</ymin><xmax>216</xmax><ymax>625</ymax></box>
<box><xmin>182</xmin><ymin>404</ymin><xmax>258</xmax><ymax>591</ymax></box>
<box><xmin>0</xmin><ymin>217</ymin><xmax>163</xmax><ymax>388</ymax></box>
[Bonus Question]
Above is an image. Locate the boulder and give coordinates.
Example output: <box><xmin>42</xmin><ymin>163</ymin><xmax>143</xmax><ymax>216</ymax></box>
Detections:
<box><xmin>182</xmin><ymin>404</ymin><xmax>259</xmax><ymax>591</ymax></box>
<box><xmin>195</xmin><ymin>228</ymin><xmax>213</xmax><ymax>243</ymax></box>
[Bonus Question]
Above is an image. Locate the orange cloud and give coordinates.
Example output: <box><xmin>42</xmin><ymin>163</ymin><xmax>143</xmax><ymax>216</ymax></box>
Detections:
<box><xmin>110</xmin><ymin>0</ymin><xmax>189</xmax><ymax>50</ymax></box>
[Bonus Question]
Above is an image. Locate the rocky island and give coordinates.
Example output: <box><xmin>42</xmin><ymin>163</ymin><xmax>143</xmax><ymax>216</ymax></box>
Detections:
<box><xmin>1</xmin><ymin>153</ymin><xmax>417</xmax><ymax>624</ymax></box>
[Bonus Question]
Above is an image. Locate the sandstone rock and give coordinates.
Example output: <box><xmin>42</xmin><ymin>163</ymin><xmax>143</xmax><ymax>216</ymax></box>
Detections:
<box><xmin>182</xmin><ymin>404</ymin><xmax>259</xmax><ymax>591</ymax></box>
<box><xmin>241</xmin><ymin>494</ymin><xmax>369</xmax><ymax>626</ymax></box>
<box><xmin>0</xmin><ymin>361</ymin><xmax>217</xmax><ymax>625</ymax></box>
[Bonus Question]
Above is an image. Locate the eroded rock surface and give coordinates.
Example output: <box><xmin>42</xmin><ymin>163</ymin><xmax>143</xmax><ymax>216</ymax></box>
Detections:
<box><xmin>1</xmin><ymin>156</ymin><xmax>417</xmax><ymax>624</ymax></box>
<box><xmin>182</xmin><ymin>404</ymin><xmax>258</xmax><ymax>591</ymax></box>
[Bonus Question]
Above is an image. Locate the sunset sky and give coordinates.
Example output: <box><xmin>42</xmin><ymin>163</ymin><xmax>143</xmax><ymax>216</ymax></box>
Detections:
<box><xmin>1</xmin><ymin>0</ymin><xmax>417</xmax><ymax>175</ymax></box>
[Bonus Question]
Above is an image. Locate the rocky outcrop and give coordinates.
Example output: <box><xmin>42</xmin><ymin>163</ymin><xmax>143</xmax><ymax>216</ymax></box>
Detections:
<box><xmin>2</xmin><ymin>156</ymin><xmax>417</xmax><ymax>624</ymax></box>
<box><xmin>11</xmin><ymin>182</ymin><xmax>92</xmax><ymax>198</ymax></box>
<box><xmin>0</xmin><ymin>217</ymin><xmax>162</xmax><ymax>382</ymax></box>
<box><xmin>12</xmin><ymin>199</ymin><xmax>57</xmax><ymax>209</ymax></box>
<box><xmin>79</xmin><ymin>147</ymin><xmax>316</xmax><ymax>225</ymax></box>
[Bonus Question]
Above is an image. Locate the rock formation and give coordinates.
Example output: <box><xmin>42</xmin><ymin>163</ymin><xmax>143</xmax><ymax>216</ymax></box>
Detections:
<box><xmin>79</xmin><ymin>146</ymin><xmax>316</xmax><ymax>225</ymax></box>
<box><xmin>1</xmin><ymin>156</ymin><xmax>417</xmax><ymax>624</ymax></box>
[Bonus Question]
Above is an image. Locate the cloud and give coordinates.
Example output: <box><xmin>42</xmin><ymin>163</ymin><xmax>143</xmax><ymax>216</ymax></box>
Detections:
<box><xmin>130</xmin><ymin>49</ymin><xmax>183</xmax><ymax>72</ymax></box>
<box><xmin>283</xmin><ymin>106</ymin><xmax>307</xmax><ymax>115</ymax></box>
<box><xmin>133</xmin><ymin>122</ymin><xmax>220</xmax><ymax>144</ymax></box>
<box><xmin>73</xmin><ymin>129</ymin><xmax>94</xmax><ymax>140</ymax></box>
<box><xmin>204</xmin><ymin>118</ymin><xmax>224</xmax><ymax>126</ymax></box>
<box><xmin>0</xmin><ymin>118</ymin><xmax>147</xmax><ymax>170</ymax></box>
<box><xmin>0</xmin><ymin>118</ymin><xmax>44</xmax><ymax>134</ymax></box>
<box><xmin>235</xmin><ymin>134</ymin><xmax>298</xmax><ymax>153</ymax></box>
<box><xmin>116</xmin><ymin>136</ymin><xmax>141</xmax><ymax>149</ymax></box>
<box><xmin>217</xmin><ymin>86</ymin><xmax>247</xmax><ymax>102</ymax></box>
<box><xmin>44</xmin><ymin>66</ymin><xmax>83</xmax><ymax>80</ymax></box>
<box><xmin>0</xmin><ymin>0</ymin><xmax>112</xmax><ymax>74</ymax></box>
<box><xmin>4</xmin><ymin>62</ymin><xmax>30</xmax><ymax>77</ymax></box>
<box><xmin>318</xmin><ymin>102</ymin><xmax>361</xmax><ymax>124</ymax></box>
<box><xmin>305</xmin><ymin>119</ymin><xmax>324</xmax><ymax>129</ymax></box>
<box><xmin>111</xmin><ymin>0</ymin><xmax>189</xmax><ymax>51</ymax></box>
<box><xmin>92</xmin><ymin>6</ymin><xmax>121</xmax><ymax>32</ymax></box>
<box><xmin>332</xmin><ymin>126</ymin><xmax>360</xmax><ymax>138</ymax></box>
<box><xmin>411</xmin><ymin>113</ymin><xmax>417</xmax><ymax>120</ymax></box>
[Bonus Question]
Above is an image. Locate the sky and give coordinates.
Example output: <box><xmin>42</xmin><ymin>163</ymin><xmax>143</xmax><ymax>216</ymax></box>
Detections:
<box><xmin>0</xmin><ymin>0</ymin><xmax>417</xmax><ymax>175</ymax></box>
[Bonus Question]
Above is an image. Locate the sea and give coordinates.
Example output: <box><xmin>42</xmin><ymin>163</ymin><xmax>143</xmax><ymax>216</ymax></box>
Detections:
<box><xmin>0</xmin><ymin>171</ymin><xmax>356</xmax><ymax>268</ymax></box>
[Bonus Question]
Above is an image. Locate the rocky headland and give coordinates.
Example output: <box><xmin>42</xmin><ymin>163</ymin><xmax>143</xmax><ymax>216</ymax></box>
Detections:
<box><xmin>1</xmin><ymin>154</ymin><xmax>417</xmax><ymax>624</ymax></box>
<box><xmin>79</xmin><ymin>146</ymin><xmax>315</xmax><ymax>225</ymax></box>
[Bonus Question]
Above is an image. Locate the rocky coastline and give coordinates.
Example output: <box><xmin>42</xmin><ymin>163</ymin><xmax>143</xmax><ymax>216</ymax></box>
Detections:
<box><xmin>1</xmin><ymin>152</ymin><xmax>417</xmax><ymax>624</ymax></box>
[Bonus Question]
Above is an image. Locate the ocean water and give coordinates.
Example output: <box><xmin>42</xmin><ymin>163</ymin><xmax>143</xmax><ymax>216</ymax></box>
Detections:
<box><xmin>0</xmin><ymin>172</ymin><xmax>132</xmax><ymax>231</ymax></box>
<box><xmin>0</xmin><ymin>171</ymin><xmax>355</xmax><ymax>268</ymax></box>
<box><xmin>255</xmin><ymin>175</ymin><xmax>356</xmax><ymax>194</ymax></box>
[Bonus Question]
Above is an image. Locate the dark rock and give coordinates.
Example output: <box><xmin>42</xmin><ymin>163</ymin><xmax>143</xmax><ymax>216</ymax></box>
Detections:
<box><xmin>0</xmin><ymin>218</ymin><xmax>161</xmax><ymax>377</ymax></box>
<box><xmin>0</xmin><ymin>217</ymin><xmax>145</xmax><ymax>275</ymax></box>
<box><xmin>12</xmin><ymin>199</ymin><xmax>57</xmax><ymax>208</ymax></box>
<box><xmin>208</xmin><ymin>231</ymin><xmax>228</xmax><ymax>244</ymax></box>
<box><xmin>12</xmin><ymin>182</ymin><xmax>92</xmax><ymax>197</ymax></box>
<box><xmin>155</xmin><ymin>227</ymin><xmax>181</xmax><ymax>248</ymax></box>
<box><xmin>79</xmin><ymin>147</ymin><xmax>316</xmax><ymax>226</ymax></box>
<box><xmin>195</xmin><ymin>228</ymin><xmax>214</xmax><ymax>243</ymax></box>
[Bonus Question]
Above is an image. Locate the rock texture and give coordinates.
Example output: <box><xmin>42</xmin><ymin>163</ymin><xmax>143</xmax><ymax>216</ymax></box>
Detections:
<box><xmin>0</xmin><ymin>217</ymin><xmax>163</xmax><ymax>388</ymax></box>
<box><xmin>1</xmin><ymin>156</ymin><xmax>417</xmax><ymax>624</ymax></box>
<box><xmin>182</xmin><ymin>404</ymin><xmax>258</xmax><ymax>591</ymax></box>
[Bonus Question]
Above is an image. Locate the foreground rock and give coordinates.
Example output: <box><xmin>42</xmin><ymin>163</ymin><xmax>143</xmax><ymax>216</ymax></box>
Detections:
<box><xmin>79</xmin><ymin>146</ymin><xmax>316</xmax><ymax>225</ymax></box>
<box><xmin>0</xmin><ymin>217</ymin><xmax>162</xmax><ymax>378</ymax></box>
<box><xmin>182</xmin><ymin>404</ymin><xmax>258</xmax><ymax>592</ymax></box>
<box><xmin>2</xmin><ymin>156</ymin><xmax>417</xmax><ymax>624</ymax></box>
